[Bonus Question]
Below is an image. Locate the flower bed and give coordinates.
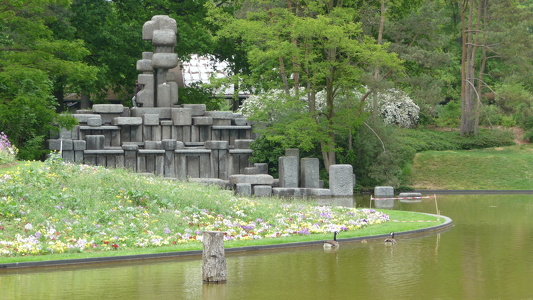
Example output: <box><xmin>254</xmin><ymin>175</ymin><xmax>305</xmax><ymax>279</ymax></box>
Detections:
<box><xmin>0</xmin><ymin>156</ymin><xmax>389</xmax><ymax>256</ymax></box>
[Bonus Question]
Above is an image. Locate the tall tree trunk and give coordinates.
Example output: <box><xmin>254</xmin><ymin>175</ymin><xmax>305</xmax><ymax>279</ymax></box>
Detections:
<box><xmin>279</xmin><ymin>57</ymin><xmax>290</xmax><ymax>95</ymax></box>
<box><xmin>374</xmin><ymin>0</ymin><xmax>386</xmax><ymax>79</ymax></box>
<box><xmin>460</xmin><ymin>0</ymin><xmax>480</xmax><ymax>136</ymax></box>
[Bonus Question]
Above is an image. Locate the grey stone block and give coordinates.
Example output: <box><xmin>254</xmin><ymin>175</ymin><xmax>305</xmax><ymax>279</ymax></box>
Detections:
<box><xmin>253</xmin><ymin>185</ymin><xmax>272</xmax><ymax>197</ymax></box>
<box><xmin>131</xmin><ymin>107</ymin><xmax>173</xmax><ymax>119</ymax></box>
<box><xmin>152</xmin><ymin>53</ymin><xmax>178</xmax><ymax>69</ymax></box>
<box><xmin>112</xmin><ymin>117</ymin><xmax>143</xmax><ymax>126</ymax></box>
<box><xmin>279</xmin><ymin>156</ymin><xmax>299</xmax><ymax>188</ymax></box>
<box><xmin>182</xmin><ymin>104</ymin><xmax>206</xmax><ymax>116</ymax></box>
<box><xmin>87</xmin><ymin>116</ymin><xmax>102</xmax><ymax>127</ymax></box>
<box><xmin>143</xmin><ymin>114</ymin><xmax>160</xmax><ymax>126</ymax></box>
<box><xmin>229</xmin><ymin>174</ymin><xmax>274</xmax><ymax>185</ymax></box>
<box><xmin>93</xmin><ymin>104</ymin><xmax>125</xmax><ymax>114</ymax></box>
<box><xmin>308</xmin><ymin>188</ymin><xmax>332</xmax><ymax>197</ymax></box>
<box><xmin>329</xmin><ymin>164</ymin><xmax>354</xmax><ymax>196</ymax></box>
<box><xmin>122</xmin><ymin>143</ymin><xmax>139</xmax><ymax>151</ymax></box>
<box><xmin>49</xmin><ymin>139</ymin><xmax>73</xmax><ymax>151</ymax></box>
<box><xmin>171</xmin><ymin>108</ymin><xmax>192</xmax><ymax>125</ymax></box>
<box><xmin>235</xmin><ymin>183</ymin><xmax>252</xmax><ymax>196</ymax></box>
<box><xmin>73</xmin><ymin>114</ymin><xmax>96</xmax><ymax>123</ymax></box>
<box><xmin>243</xmin><ymin>167</ymin><xmax>258</xmax><ymax>174</ymax></box>
<box><xmin>73</xmin><ymin>140</ymin><xmax>86</xmax><ymax>151</ymax></box>
<box><xmin>136</xmin><ymin>59</ymin><xmax>153</xmax><ymax>72</ymax></box>
<box><xmin>254</xmin><ymin>163</ymin><xmax>269</xmax><ymax>174</ymax></box>
<box><xmin>62</xmin><ymin>150</ymin><xmax>74</xmax><ymax>162</ymax></box>
<box><xmin>374</xmin><ymin>186</ymin><xmax>394</xmax><ymax>197</ymax></box>
<box><xmin>59</xmin><ymin>128</ymin><xmax>73</xmax><ymax>139</ymax></box>
<box><xmin>234</xmin><ymin>139</ymin><xmax>253</xmax><ymax>149</ymax></box>
<box><xmin>193</xmin><ymin>117</ymin><xmax>213</xmax><ymax>125</ymax></box>
<box><xmin>144</xmin><ymin>141</ymin><xmax>161</xmax><ymax>149</ymax></box>
<box><xmin>157</xmin><ymin>82</ymin><xmax>173</xmax><ymax>107</ymax></box>
<box><xmin>301</xmin><ymin>158</ymin><xmax>320</xmax><ymax>188</ymax></box>
<box><xmin>86</xmin><ymin>135</ymin><xmax>105</xmax><ymax>150</ymax></box>
<box><xmin>205</xmin><ymin>140</ymin><xmax>229</xmax><ymax>150</ymax></box>
<box><xmin>161</xmin><ymin>139</ymin><xmax>177</xmax><ymax>150</ymax></box>
<box><xmin>233</xmin><ymin>118</ymin><xmax>249</xmax><ymax>126</ymax></box>
<box><xmin>152</xmin><ymin>29</ymin><xmax>176</xmax><ymax>46</ymax></box>
<box><xmin>206</xmin><ymin>111</ymin><xmax>233</xmax><ymax>119</ymax></box>
<box><xmin>285</xmin><ymin>148</ymin><xmax>299</xmax><ymax>157</ymax></box>
<box><xmin>272</xmin><ymin>188</ymin><xmax>305</xmax><ymax>197</ymax></box>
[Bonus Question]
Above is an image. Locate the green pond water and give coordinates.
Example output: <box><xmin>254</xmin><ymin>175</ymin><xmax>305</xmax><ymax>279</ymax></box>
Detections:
<box><xmin>1</xmin><ymin>194</ymin><xmax>533</xmax><ymax>299</ymax></box>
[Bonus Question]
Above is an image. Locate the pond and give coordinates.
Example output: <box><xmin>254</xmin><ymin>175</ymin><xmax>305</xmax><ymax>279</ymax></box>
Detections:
<box><xmin>1</xmin><ymin>194</ymin><xmax>532</xmax><ymax>299</ymax></box>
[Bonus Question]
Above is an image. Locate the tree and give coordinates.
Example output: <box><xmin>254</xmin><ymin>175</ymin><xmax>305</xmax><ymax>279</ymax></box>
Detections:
<box><xmin>458</xmin><ymin>0</ymin><xmax>533</xmax><ymax>135</ymax></box>
<box><xmin>208</xmin><ymin>0</ymin><xmax>402</xmax><ymax>170</ymax></box>
<box><xmin>0</xmin><ymin>0</ymin><xmax>96</xmax><ymax>159</ymax></box>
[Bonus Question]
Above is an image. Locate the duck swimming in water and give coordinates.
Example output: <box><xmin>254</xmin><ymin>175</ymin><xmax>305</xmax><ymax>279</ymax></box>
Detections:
<box><xmin>384</xmin><ymin>232</ymin><xmax>396</xmax><ymax>245</ymax></box>
<box><xmin>323</xmin><ymin>231</ymin><xmax>339</xmax><ymax>249</ymax></box>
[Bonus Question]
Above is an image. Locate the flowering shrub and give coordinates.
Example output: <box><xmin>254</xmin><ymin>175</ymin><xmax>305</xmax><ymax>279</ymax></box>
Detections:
<box><xmin>0</xmin><ymin>159</ymin><xmax>390</xmax><ymax>256</ymax></box>
<box><xmin>365</xmin><ymin>89</ymin><xmax>420</xmax><ymax>128</ymax></box>
<box><xmin>240</xmin><ymin>88</ymin><xmax>419</xmax><ymax>128</ymax></box>
<box><xmin>0</xmin><ymin>132</ymin><xmax>18</xmax><ymax>164</ymax></box>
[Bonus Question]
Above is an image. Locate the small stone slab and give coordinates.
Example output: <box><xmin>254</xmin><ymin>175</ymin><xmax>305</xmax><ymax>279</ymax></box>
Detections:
<box><xmin>193</xmin><ymin>117</ymin><xmax>213</xmax><ymax>126</ymax></box>
<box><xmin>272</xmin><ymin>188</ymin><xmax>305</xmax><ymax>197</ymax></box>
<box><xmin>143</xmin><ymin>114</ymin><xmax>160</xmax><ymax>126</ymax></box>
<box><xmin>253</xmin><ymin>185</ymin><xmax>272</xmax><ymax>197</ymax></box>
<box><xmin>212</xmin><ymin>126</ymin><xmax>252</xmax><ymax>130</ymax></box>
<box><xmin>182</xmin><ymin>104</ymin><xmax>206</xmax><ymax>116</ymax></box>
<box><xmin>374</xmin><ymin>186</ymin><xmax>394</xmax><ymax>197</ymax></box>
<box><xmin>112</xmin><ymin>117</ymin><xmax>143</xmax><ymax>126</ymax></box>
<box><xmin>73</xmin><ymin>114</ymin><xmax>97</xmax><ymax>123</ymax></box>
<box><xmin>206</xmin><ymin>111</ymin><xmax>233</xmax><ymax>119</ymax></box>
<box><xmin>84</xmin><ymin>149</ymin><xmax>124</xmax><ymax>155</ymax></box>
<box><xmin>234</xmin><ymin>139</ymin><xmax>254</xmax><ymax>149</ymax></box>
<box><xmin>229</xmin><ymin>174</ymin><xmax>274</xmax><ymax>185</ymax></box>
<box><xmin>205</xmin><ymin>140</ymin><xmax>229</xmax><ymax>150</ymax></box>
<box><xmin>235</xmin><ymin>183</ymin><xmax>252</xmax><ymax>196</ymax></box>
<box><xmin>93</xmin><ymin>104</ymin><xmax>125</xmax><ymax>114</ymax></box>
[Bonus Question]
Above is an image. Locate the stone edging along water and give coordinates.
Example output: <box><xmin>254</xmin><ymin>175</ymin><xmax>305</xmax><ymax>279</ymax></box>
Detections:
<box><xmin>0</xmin><ymin>213</ymin><xmax>452</xmax><ymax>270</ymax></box>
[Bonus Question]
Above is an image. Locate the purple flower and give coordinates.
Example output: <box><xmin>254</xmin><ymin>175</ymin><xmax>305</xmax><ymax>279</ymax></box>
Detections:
<box><xmin>164</xmin><ymin>227</ymin><xmax>172</xmax><ymax>234</ymax></box>
<box><xmin>297</xmin><ymin>228</ymin><xmax>310</xmax><ymax>235</ymax></box>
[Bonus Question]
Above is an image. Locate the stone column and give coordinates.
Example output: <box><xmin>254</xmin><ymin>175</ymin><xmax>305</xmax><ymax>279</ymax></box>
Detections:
<box><xmin>329</xmin><ymin>164</ymin><xmax>354</xmax><ymax>196</ymax></box>
<box><xmin>162</xmin><ymin>139</ymin><xmax>177</xmax><ymax>178</ymax></box>
<box><xmin>279</xmin><ymin>156</ymin><xmax>299</xmax><ymax>188</ymax></box>
<box><xmin>301</xmin><ymin>158</ymin><xmax>320</xmax><ymax>188</ymax></box>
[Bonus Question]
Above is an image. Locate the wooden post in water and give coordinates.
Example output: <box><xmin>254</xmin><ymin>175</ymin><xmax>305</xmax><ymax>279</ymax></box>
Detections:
<box><xmin>202</xmin><ymin>231</ymin><xmax>227</xmax><ymax>283</ymax></box>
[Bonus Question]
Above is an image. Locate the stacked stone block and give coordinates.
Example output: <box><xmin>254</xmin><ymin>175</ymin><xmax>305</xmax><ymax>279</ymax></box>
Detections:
<box><xmin>49</xmin><ymin>104</ymin><xmax>254</xmax><ymax>181</ymax></box>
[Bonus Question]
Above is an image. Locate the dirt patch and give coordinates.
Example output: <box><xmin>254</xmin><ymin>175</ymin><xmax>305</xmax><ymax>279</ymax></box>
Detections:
<box><xmin>0</xmin><ymin>162</ymin><xmax>18</xmax><ymax>170</ymax></box>
<box><xmin>511</xmin><ymin>127</ymin><xmax>528</xmax><ymax>145</ymax></box>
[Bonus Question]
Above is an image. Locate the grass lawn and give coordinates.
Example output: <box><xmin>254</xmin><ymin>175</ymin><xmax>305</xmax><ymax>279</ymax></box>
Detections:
<box><xmin>409</xmin><ymin>144</ymin><xmax>533</xmax><ymax>190</ymax></box>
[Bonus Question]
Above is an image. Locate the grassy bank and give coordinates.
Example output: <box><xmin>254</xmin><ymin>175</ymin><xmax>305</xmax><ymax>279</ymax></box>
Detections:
<box><xmin>409</xmin><ymin>144</ymin><xmax>533</xmax><ymax>190</ymax></box>
<box><xmin>0</xmin><ymin>157</ymin><xmax>444</xmax><ymax>263</ymax></box>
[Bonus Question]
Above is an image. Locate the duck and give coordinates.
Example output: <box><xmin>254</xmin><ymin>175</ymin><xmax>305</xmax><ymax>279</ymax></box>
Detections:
<box><xmin>384</xmin><ymin>232</ymin><xmax>396</xmax><ymax>244</ymax></box>
<box><xmin>323</xmin><ymin>231</ymin><xmax>339</xmax><ymax>249</ymax></box>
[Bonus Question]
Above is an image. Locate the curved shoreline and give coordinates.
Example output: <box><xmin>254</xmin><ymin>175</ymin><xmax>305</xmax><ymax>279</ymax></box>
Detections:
<box><xmin>0</xmin><ymin>213</ymin><xmax>452</xmax><ymax>270</ymax></box>
<box><xmin>414</xmin><ymin>190</ymin><xmax>533</xmax><ymax>195</ymax></box>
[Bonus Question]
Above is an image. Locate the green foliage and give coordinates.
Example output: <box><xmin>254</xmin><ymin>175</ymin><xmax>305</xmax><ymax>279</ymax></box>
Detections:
<box><xmin>345</xmin><ymin>120</ymin><xmax>515</xmax><ymax>188</ymax></box>
<box><xmin>178</xmin><ymin>83</ymin><xmax>225</xmax><ymax>111</ymax></box>
<box><xmin>435</xmin><ymin>100</ymin><xmax>461</xmax><ymax>127</ymax></box>
<box><xmin>0</xmin><ymin>0</ymin><xmax>96</xmax><ymax>160</ymax></box>
<box><xmin>249</xmin><ymin>137</ymin><xmax>286</xmax><ymax>177</ymax></box>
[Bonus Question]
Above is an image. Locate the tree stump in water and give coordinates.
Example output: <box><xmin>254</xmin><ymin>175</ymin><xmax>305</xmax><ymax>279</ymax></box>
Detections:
<box><xmin>202</xmin><ymin>231</ymin><xmax>227</xmax><ymax>283</ymax></box>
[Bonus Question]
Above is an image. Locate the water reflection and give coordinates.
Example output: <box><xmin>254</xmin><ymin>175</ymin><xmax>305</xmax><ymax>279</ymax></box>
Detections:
<box><xmin>1</xmin><ymin>195</ymin><xmax>533</xmax><ymax>299</ymax></box>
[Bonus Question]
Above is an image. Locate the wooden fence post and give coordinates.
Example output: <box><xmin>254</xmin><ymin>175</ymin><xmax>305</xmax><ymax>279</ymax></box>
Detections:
<box><xmin>202</xmin><ymin>231</ymin><xmax>227</xmax><ymax>283</ymax></box>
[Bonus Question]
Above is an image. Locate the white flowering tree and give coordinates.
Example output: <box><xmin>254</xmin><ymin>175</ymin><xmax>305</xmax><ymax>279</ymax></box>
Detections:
<box><xmin>365</xmin><ymin>89</ymin><xmax>420</xmax><ymax>128</ymax></box>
